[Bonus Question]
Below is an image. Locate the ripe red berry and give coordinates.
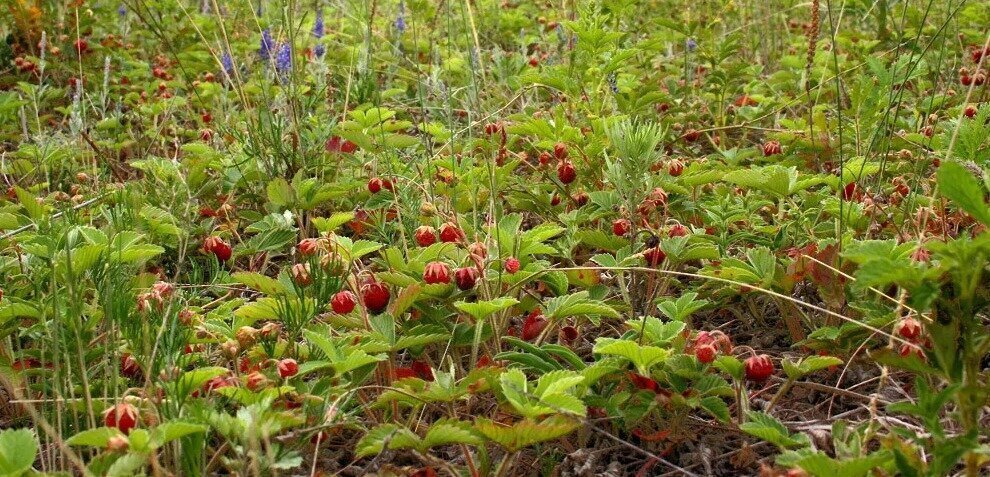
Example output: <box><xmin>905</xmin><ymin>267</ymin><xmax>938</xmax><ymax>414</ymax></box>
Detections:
<box><xmin>762</xmin><ymin>140</ymin><xmax>782</xmax><ymax>156</ymax></box>
<box><xmin>74</xmin><ymin>38</ymin><xmax>89</xmax><ymax>54</ymax></box>
<box><xmin>695</xmin><ymin>344</ymin><xmax>717</xmax><ymax>364</ymax></box>
<box><xmin>612</xmin><ymin>219</ymin><xmax>631</xmax><ymax>237</ymax></box>
<box><xmin>298</xmin><ymin>238</ymin><xmax>321</xmax><ymax>256</ymax></box>
<box><xmin>744</xmin><ymin>354</ymin><xmax>774</xmax><ymax>382</ymax></box>
<box><xmin>201</xmin><ymin>112</ymin><xmax>212</xmax><ymax>123</ymax></box>
<box><xmin>538</xmin><ymin>151</ymin><xmax>552</xmax><ymax>166</ymax></box>
<box><xmin>550</xmin><ymin>194</ymin><xmax>562</xmax><ymax>206</ymax></box>
<box><xmin>522</xmin><ymin>311</ymin><xmax>548</xmax><ymax>340</ymax></box>
<box><xmin>553</xmin><ymin>142</ymin><xmax>568</xmax><ymax>159</ymax></box>
<box><xmin>572</xmin><ymin>191</ymin><xmax>589</xmax><ymax>207</ymax></box>
<box><xmin>961</xmin><ymin>75</ymin><xmax>973</xmax><ymax>86</ymax></box>
<box><xmin>964</xmin><ymin>105</ymin><xmax>978</xmax><ymax>118</ymax></box>
<box><xmin>330</xmin><ymin>291</ymin><xmax>357</xmax><ymax>314</ymax></box>
<box><xmin>668</xmin><ymin>159</ymin><xmax>684</xmax><ymax>177</ymax></box>
<box><xmin>644</xmin><ymin>246</ymin><xmax>666</xmax><ymax>266</ymax></box>
<box><xmin>277</xmin><ymin>358</ymin><xmax>299</xmax><ymax>378</ymax></box>
<box><xmin>415</xmin><ymin>226</ymin><xmax>437</xmax><ymax>247</ymax></box>
<box><xmin>203</xmin><ymin>235</ymin><xmax>232</xmax><ymax>261</ymax></box>
<box><xmin>896</xmin><ymin>317</ymin><xmax>922</xmax><ymax>341</ymax></box>
<box><xmin>360</xmin><ymin>280</ymin><xmax>391</xmax><ymax>314</ymax></box>
<box><xmin>120</xmin><ymin>354</ymin><xmax>141</xmax><ymax>379</ymax></box>
<box><xmin>438</xmin><ymin>222</ymin><xmax>463</xmax><ymax>243</ymax></box>
<box><xmin>504</xmin><ymin>257</ymin><xmax>521</xmax><ymax>274</ymax></box>
<box><xmin>423</xmin><ymin>262</ymin><xmax>451</xmax><ymax>284</ymax></box>
<box><xmin>245</xmin><ymin>371</ymin><xmax>268</xmax><ymax>391</ymax></box>
<box><xmin>682</xmin><ymin>129</ymin><xmax>700</xmax><ymax>143</ymax></box>
<box><xmin>104</xmin><ymin>403</ymin><xmax>139</xmax><ymax>434</ymax></box>
<box><xmin>557</xmin><ymin>160</ymin><xmax>576</xmax><ymax>184</ymax></box>
<box><xmin>454</xmin><ymin>267</ymin><xmax>479</xmax><ymax>290</ymax></box>
<box><xmin>368</xmin><ymin>177</ymin><xmax>385</xmax><ymax>194</ymax></box>
<box><xmin>528</xmin><ymin>57</ymin><xmax>539</xmax><ymax>67</ymax></box>
<box><xmin>668</xmin><ymin>223</ymin><xmax>689</xmax><ymax>237</ymax></box>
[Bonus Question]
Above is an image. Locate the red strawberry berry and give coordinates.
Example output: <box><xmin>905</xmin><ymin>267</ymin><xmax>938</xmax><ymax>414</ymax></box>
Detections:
<box><xmin>538</xmin><ymin>151</ymin><xmax>552</xmax><ymax>166</ymax></box>
<box><xmin>415</xmin><ymin>226</ymin><xmax>437</xmax><ymax>247</ymax></box>
<box><xmin>682</xmin><ymin>129</ymin><xmax>700</xmax><ymax>143</ymax></box>
<box><xmin>454</xmin><ymin>267</ymin><xmax>479</xmax><ymax>290</ymax></box>
<box><xmin>245</xmin><ymin>371</ymin><xmax>268</xmax><ymax>391</ymax></box>
<box><xmin>644</xmin><ymin>246</ymin><xmax>666</xmax><ymax>266</ymax></box>
<box><xmin>553</xmin><ymin>142</ymin><xmax>568</xmax><ymax>159</ymax></box>
<box><xmin>104</xmin><ymin>403</ymin><xmax>139</xmax><ymax>434</ymax></box>
<box><xmin>668</xmin><ymin>159</ymin><xmax>684</xmax><ymax>177</ymax></box>
<box><xmin>504</xmin><ymin>257</ymin><xmax>521</xmax><ymax>274</ymax></box>
<box><xmin>668</xmin><ymin>223</ymin><xmax>689</xmax><ymax>237</ymax></box>
<box><xmin>964</xmin><ymin>105</ymin><xmax>978</xmax><ymax>118</ymax></box>
<box><xmin>695</xmin><ymin>344</ymin><xmax>717</xmax><ymax>364</ymax></box>
<box><xmin>203</xmin><ymin>235</ymin><xmax>232</xmax><ymax>261</ymax></box>
<box><xmin>612</xmin><ymin>219</ymin><xmax>631</xmax><ymax>237</ymax></box>
<box><xmin>120</xmin><ymin>354</ymin><xmax>141</xmax><ymax>379</ymax></box>
<box><xmin>298</xmin><ymin>238</ymin><xmax>321</xmax><ymax>256</ymax></box>
<box><xmin>360</xmin><ymin>280</ymin><xmax>391</xmax><ymax>314</ymax></box>
<box><xmin>438</xmin><ymin>222</ymin><xmax>464</xmax><ymax>243</ymax></box>
<box><xmin>899</xmin><ymin>343</ymin><xmax>925</xmax><ymax>359</ymax></box>
<box><xmin>763</xmin><ymin>140</ymin><xmax>782</xmax><ymax>156</ymax></box>
<box><xmin>368</xmin><ymin>178</ymin><xmax>384</xmax><ymax>194</ymax></box>
<box><xmin>744</xmin><ymin>354</ymin><xmax>774</xmax><ymax>382</ymax></box>
<box><xmin>522</xmin><ymin>311</ymin><xmax>548</xmax><ymax>340</ymax></box>
<box><xmin>557</xmin><ymin>160</ymin><xmax>576</xmax><ymax>184</ymax></box>
<box><xmin>896</xmin><ymin>317</ymin><xmax>922</xmax><ymax>341</ymax></box>
<box><xmin>277</xmin><ymin>358</ymin><xmax>299</xmax><ymax>378</ymax></box>
<box><xmin>74</xmin><ymin>38</ymin><xmax>89</xmax><ymax>54</ymax></box>
<box><xmin>423</xmin><ymin>262</ymin><xmax>451</xmax><ymax>285</ymax></box>
<box><xmin>330</xmin><ymin>291</ymin><xmax>357</xmax><ymax>314</ymax></box>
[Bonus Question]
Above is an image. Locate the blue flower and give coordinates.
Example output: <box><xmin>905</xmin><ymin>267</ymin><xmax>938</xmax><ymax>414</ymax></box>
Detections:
<box><xmin>313</xmin><ymin>9</ymin><xmax>325</xmax><ymax>38</ymax></box>
<box><xmin>260</xmin><ymin>29</ymin><xmax>275</xmax><ymax>60</ymax></box>
<box><xmin>221</xmin><ymin>51</ymin><xmax>235</xmax><ymax>76</ymax></box>
<box><xmin>395</xmin><ymin>1</ymin><xmax>406</xmax><ymax>33</ymax></box>
<box><xmin>275</xmin><ymin>42</ymin><xmax>292</xmax><ymax>75</ymax></box>
<box><xmin>314</xmin><ymin>44</ymin><xmax>326</xmax><ymax>58</ymax></box>
<box><xmin>686</xmin><ymin>38</ymin><xmax>697</xmax><ymax>52</ymax></box>
<box><xmin>117</xmin><ymin>3</ymin><xmax>126</xmax><ymax>16</ymax></box>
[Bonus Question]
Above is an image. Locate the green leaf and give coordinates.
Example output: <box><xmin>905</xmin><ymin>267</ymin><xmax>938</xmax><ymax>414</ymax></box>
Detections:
<box><xmin>230</xmin><ymin>272</ymin><xmax>289</xmax><ymax>296</ymax></box>
<box><xmin>740</xmin><ymin>411</ymin><xmax>809</xmax><ymax>449</ymax></box>
<box><xmin>475</xmin><ymin>416</ymin><xmax>580</xmax><ymax>452</ymax></box>
<box><xmin>0</xmin><ymin>429</ymin><xmax>37</xmax><ymax>476</ymax></box>
<box><xmin>455</xmin><ymin>297</ymin><xmax>519</xmax><ymax>321</ymax></box>
<box><xmin>593</xmin><ymin>338</ymin><xmax>669</xmax><ymax>373</ymax></box>
<box><xmin>700</xmin><ymin>396</ymin><xmax>731</xmax><ymax>423</ymax></box>
<box><xmin>937</xmin><ymin>161</ymin><xmax>990</xmax><ymax>226</ymax></box>
<box><xmin>151</xmin><ymin>422</ymin><xmax>208</xmax><ymax>447</ymax></box>
<box><xmin>67</xmin><ymin>427</ymin><xmax>122</xmax><ymax>447</ymax></box>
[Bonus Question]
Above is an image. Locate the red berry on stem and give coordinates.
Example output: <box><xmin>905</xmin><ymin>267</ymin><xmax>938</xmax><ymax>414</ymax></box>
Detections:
<box><xmin>203</xmin><ymin>236</ymin><xmax>232</xmax><ymax>261</ymax></box>
<box><xmin>330</xmin><ymin>291</ymin><xmax>357</xmax><ymax>314</ymax></box>
<box><xmin>415</xmin><ymin>226</ymin><xmax>437</xmax><ymax>247</ymax></box>
<box><xmin>644</xmin><ymin>246</ymin><xmax>666</xmax><ymax>266</ymax></box>
<box><xmin>423</xmin><ymin>262</ymin><xmax>451</xmax><ymax>285</ymax></box>
<box><xmin>361</xmin><ymin>280</ymin><xmax>391</xmax><ymax>314</ymax></box>
<box><xmin>762</xmin><ymin>140</ymin><xmax>782</xmax><ymax>156</ymax></box>
<box><xmin>454</xmin><ymin>267</ymin><xmax>479</xmax><ymax>290</ymax></box>
<box><xmin>695</xmin><ymin>344</ymin><xmax>717</xmax><ymax>364</ymax></box>
<box><xmin>504</xmin><ymin>257</ymin><xmax>521</xmax><ymax>274</ymax></box>
<box><xmin>105</xmin><ymin>403</ymin><xmax>139</xmax><ymax>434</ymax></box>
<box><xmin>557</xmin><ymin>160</ymin><xmax>576</xmax><ymax>184</ymax></box>
<box><xmin>298</xmin><ymin>238</ymin><xmax>321</xmax><ymax>256</ymax></box>
<box><xmin>896</xmin><ymin>317</ymin><xmax>922</xmax><ymax>341</ymax></box>
<box><xmin>438</xmin><ymin>222</ymin><xmax>463</xmax><ymax>243</ymax></box>
<box><xmin>277</xmin><ymin>358</ymin><xmax>299</xmax><ymax>378</ymax></box>
<box><xmin>612</xmin><ymin>219</ymin><xmax>631</xmax><ymax>237</ymax></box>
<box><xmin>744</xmin><ymin>354</ymin><xmax>774</xmax><ymax>382</ymax></box>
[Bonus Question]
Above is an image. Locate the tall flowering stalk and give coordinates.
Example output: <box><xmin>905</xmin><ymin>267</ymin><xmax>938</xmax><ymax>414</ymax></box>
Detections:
<box><xmin>313</xmin><ymin>8</ymin><xmax>326</xmax><ymax>58</ymax></box>
<box><xmin>260</xmin><ymin>29</ymin><xmax>275</xmax><ymax>61</ymax></box>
